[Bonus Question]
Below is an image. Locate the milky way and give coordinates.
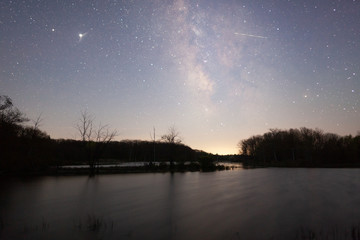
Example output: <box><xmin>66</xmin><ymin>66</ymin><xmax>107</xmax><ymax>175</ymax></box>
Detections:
<box><xmin>1</xmin><ymin>0</ymin><xmax>359</xmax><ymax>154</ymax></box>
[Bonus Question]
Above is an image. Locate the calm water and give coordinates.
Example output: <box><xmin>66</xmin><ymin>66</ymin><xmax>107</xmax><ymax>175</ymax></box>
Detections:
<box><xmin>1</xmin><ymin>168</ymin><xmax>360</xmax><ymax>240</ymax></box>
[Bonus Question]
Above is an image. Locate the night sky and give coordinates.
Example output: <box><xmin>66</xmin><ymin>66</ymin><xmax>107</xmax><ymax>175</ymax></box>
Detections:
<box><xmin>1</xmin><ymin>0</ymin><xmax>359</xmax><ymax>154</ymax></box>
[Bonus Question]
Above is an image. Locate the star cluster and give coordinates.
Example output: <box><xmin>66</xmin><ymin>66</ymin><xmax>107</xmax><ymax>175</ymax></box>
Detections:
<box><xmin>1</xmin><ymin>0</ymin><xmax>359</xmax><ymax>154</ymax></box>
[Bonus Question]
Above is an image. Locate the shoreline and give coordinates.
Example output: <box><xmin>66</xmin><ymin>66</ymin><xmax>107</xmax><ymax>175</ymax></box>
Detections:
<box><xmin>3</xmin><ymin>162</ymin><xmax>360</xmax><ymax>176</ymax></box>
<box><xmin>0</xmin><ymin>164</ymin><xmax>238</xmax><ymax>176</ymax></box>
<box><xmin>242</xmin><ymin>161</ymin><xmax>360</xmax><ymax>169</ymax></box>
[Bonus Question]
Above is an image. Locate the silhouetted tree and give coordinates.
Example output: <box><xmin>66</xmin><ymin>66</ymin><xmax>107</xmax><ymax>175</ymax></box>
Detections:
<box><xmin>76</xmin><ymin>110</ymin><xmax>117</xmax><ymax>175</ymax></box>
<box><xmin>161</xmin><ymin>125</ymin><xmax>182</xmax><ymax>168</ymax></box>
<box><xmin>149</xmin><ymin>127</ymin><xmax>156</xmax><ymax>166</ymax></box>
<box><xmin>0</xmin><ymin>95</ymin><xmax>28</xmax><ymax>126</ymax></box>
<box><xmin>0</xmin><ymin>96</ymin><xmax>53</xmax><ymax>172</ymax></box>
<box><xmin>161</xmin><ymin>125</ymin><xmax>182</xmax><ymax>144</ymax></box>
<box><xmin>0</xmin><ymin>96</ymin><xmax>27</xmax><ymax>170</ymax></box>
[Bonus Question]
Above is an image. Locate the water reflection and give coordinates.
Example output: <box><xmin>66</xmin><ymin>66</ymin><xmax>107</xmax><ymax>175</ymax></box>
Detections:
<box><xmin>1</xmin><ymin>169</ymin><xmax>360</xmax><ymax>239</ymax></box>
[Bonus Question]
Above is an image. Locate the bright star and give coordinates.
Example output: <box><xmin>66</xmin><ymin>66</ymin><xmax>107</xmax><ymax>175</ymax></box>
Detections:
<box><xmin>78</xmin><ymin>32</ymin><xmax>87</xmax><ymax>42</ymax></box>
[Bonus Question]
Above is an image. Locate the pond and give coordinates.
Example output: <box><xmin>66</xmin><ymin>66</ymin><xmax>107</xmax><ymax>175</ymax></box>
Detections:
<box><xmin>1</xmin><ymin>168</ymin><xmax>360</xmax><ymax>239</ymax></box>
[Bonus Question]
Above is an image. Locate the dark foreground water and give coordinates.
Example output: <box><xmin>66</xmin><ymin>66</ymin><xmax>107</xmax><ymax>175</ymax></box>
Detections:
<box><xmin>1</xmin><ymin>168</ymin><xmax>360</xmax><ymax>240</ymax></box>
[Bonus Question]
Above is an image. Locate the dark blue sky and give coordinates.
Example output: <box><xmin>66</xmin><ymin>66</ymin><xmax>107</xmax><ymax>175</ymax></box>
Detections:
<box><xmin>1</xmin><ymin>0</ymin><xmax>359</xmax><ymax>154</ymax></box>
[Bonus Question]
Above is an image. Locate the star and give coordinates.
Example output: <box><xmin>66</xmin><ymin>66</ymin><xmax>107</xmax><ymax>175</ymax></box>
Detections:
<box><xmin>78</xmin><ymin>32</ymin><xmax>87</xmax><ymax>42</ymax></box>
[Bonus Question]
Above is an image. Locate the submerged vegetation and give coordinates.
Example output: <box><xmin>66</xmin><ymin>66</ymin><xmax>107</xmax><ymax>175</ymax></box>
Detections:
<box><xmin>1</xmin><ymin>215</ymin><xmax>360</xmax><ymax>240</ymax></box>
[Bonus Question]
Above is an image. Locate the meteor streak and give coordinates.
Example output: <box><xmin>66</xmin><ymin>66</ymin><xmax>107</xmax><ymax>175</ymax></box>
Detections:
<box><xmin>234</xmin><ymin>32</ymin><xmax>267</xmax><ymax>39</ymax></box>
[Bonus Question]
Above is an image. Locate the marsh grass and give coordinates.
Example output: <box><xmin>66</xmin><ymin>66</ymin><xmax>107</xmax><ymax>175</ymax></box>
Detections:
<box><xmin>294</xmin><ymin>224</ymin><xmax>360</xmax><ymax>240</ymax></box>
<box><xmin>41</xmin><ymin>217</ymin><xmax>50</xmax><ymax>231</ymax></box>
<box><xmin>87</xmin><ymin>215</ymin><xmax>103</xmax><ymax>232</ymax></box>
<box><xmin>20</xmin><ymin>217</ymin><xmax>50</xmax><ymax>234</ymax></box>
<box><xmin>74</xmin><ymin>214</ymin><xmax>114</xmax><ymax>233</ymax></box>
<box><xmin>233</xmin><ymin>225</ymin><xmax>360</xmax><ymax>240</ymax></box>
<box><xmin>2</xmin><ymin>215</ymin><xmax>360</xmax><ymax>239</ymax></box>
<box><xmin>0</xmin><ymin>216</ymin><xmax>3</xmax><ymax>232</ymax></box>
<box><xmin>351</xmin><ymin>225</ymin><xmax>360</xmax><ymax>240</ymax></box>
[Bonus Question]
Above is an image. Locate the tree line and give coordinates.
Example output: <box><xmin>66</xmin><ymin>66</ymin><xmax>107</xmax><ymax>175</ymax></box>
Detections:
<box><xmin>4</xmin><ymin>94</ymin><xmax>358</xmax><ymax>173</ymax></box>
<box><xmin>0</xmin><ymin>95</ymin><xmax>53</xmax><ymax>172</ymax></box>
<box><xmin>239</xmin><ymin>128</ymin><xmax>360</xmax><ymax>167</ymax></box>
<box><xmin>0</xmin><ymin>95</ymin><xmax>219</xmax><ymax>174</ymax></box>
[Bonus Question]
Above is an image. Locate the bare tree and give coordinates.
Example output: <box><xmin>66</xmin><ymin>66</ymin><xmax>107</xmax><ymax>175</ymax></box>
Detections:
<box><xmin>76</xmin><ymin>111</ymin><xmax>118</xmax><ymax>175</ymax></box>
<box><xmin>161</xmin><ymin>125</ymin><xmax>182</xmax><ymax>144</ymax></box>
<box><xmin>27</xmin><ymin>113</ymin><xmax>47</xmax><ymax>139</ymax></box>
<box><xmin>149</xmin><ymin>126</ymin><xmax>156</xmax><ymax>166</ymax></box>
<box><xmin>32</xmin><ymin>113</ymin><xmax>43</xmax><ymax>130</ymax></box>
<box><xmin>94</xmin><ymin>122</ymin><xmax>117</xmax><ymax>144</ymax></box>
<box><xmin>161</xmin><ymin>125</ymin><xmax>182</xmax><ymax>169</ymax></box>
<box><xmin>0</xmin><ymin>95</ymin><xmax>28</xmax><ymax>125</ymax></box>
<box><xmin>76</xmin><ymin>111</ymin><xmax>94</xmax><ymax>142</ymax></box>
<box><xmin>150</xmin><ymin>126</ymin><xmax>156</xmax><ymax>142</ymax></box>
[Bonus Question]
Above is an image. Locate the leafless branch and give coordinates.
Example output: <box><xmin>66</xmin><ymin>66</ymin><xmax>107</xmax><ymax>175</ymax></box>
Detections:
<box><xmin>32</xmin><ymin>113</ymin><xmax>43</xmax><ymax>130</ymax></box>
<box><xmin>76</xmin><ymin>110</ymin><xmax>94</xmax><ymax>141</ymax></box>
<box><xmin>161</xmin><ymin>125</ymin><xmax>182</xmax><ymax>144</ymax></box>
<box><xmin>76</xmin><ymin>111</ymin><xmax>118</xmax><ymax>143</ymax></box>
<box><xmin>150</xmin><ymin>127</ymin><xmax>156</xmax><ymax>141</ymax></box>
